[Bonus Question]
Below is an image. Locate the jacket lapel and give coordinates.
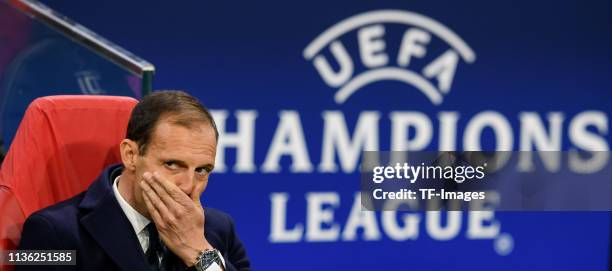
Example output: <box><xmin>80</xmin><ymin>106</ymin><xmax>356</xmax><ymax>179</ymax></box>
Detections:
<box><xmin>78</xmin><ymin>164</ymin><xmax>150</xmax><ymax>271</ymax></box>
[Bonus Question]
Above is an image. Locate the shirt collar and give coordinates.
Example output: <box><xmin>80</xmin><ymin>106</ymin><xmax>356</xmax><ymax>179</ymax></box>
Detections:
<box><xmin>113</xmin><ymin>175</ymin><xmax>150</xmax><ymax>235</ymax></box>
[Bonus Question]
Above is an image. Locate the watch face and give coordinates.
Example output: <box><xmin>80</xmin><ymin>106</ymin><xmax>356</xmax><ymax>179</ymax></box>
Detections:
<box><xmin>203</xmin><ymin>250</ymin><xmax>216</xmax><ymax>261</ymax></box>
<box><xmin>197</xmin><ymin>250</ymin><xmax>217</xmax><ymax>270</ymax></box>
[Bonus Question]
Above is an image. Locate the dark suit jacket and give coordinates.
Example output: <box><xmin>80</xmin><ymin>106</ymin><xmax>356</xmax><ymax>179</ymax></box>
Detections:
<box><xmin>16</xmin><ymin>164</ymin><xmax>250</xmax><ymax>271</ymax></box>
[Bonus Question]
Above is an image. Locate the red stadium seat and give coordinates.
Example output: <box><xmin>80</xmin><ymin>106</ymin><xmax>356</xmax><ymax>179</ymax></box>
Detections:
<box><xmin>0</xmin><ymin>95</ymin><xmax>137</xmax><ymax>255</ymax></box>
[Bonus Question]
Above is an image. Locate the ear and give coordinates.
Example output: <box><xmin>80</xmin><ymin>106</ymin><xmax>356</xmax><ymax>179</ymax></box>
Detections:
<box><xmin>120</xmin><ymin>139</ymin><xmax>140</xmax><ymax>172</ymax></box>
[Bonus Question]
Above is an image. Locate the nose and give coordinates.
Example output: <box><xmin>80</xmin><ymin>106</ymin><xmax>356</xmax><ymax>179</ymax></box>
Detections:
<box><xmin>174</xmin><ymin>172</ymin><xmax>195</xmax><ymax>195</ymax></box>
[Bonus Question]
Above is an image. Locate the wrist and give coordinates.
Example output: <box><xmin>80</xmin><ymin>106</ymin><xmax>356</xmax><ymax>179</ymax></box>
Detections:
<box><xmin>181</xmin><ymin>238</ymin><xmax>214</xmax><ymax>267</ymax></box>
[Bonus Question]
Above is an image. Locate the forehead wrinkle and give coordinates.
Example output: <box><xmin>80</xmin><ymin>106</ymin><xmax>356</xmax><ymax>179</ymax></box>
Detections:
<box><xmin>147</xmin><ymin>121</ymin><xmax>216</xmax><ymax>165</ymax></box>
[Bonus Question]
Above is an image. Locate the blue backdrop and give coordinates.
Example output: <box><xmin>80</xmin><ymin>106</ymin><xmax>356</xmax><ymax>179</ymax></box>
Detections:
<box><xmin>33</xmin><ymin>0</ymin><xmax>612</xmax><ymax>269</ymax></box>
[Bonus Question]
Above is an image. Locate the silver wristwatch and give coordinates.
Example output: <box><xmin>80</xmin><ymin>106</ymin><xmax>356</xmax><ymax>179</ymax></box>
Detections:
<box><xmin>195</xmin><ymin>248</ymin><xmax>224</xmax><ymax>271</ymax></box>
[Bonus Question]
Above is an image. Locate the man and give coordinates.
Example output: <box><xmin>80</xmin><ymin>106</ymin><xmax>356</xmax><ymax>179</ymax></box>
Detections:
<box><xmin>17</xmin><ymin>91</ymin><xmax>250</xmax><ymax>270</ymax></box>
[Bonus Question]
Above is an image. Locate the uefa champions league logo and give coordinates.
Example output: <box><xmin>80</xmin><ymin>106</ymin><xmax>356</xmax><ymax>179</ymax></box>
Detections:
<box><xmin>304</xmin><ymin>10</ymin><xmax>475</xmax><ymax>105</ymax></box>
<box><xmin>281</xmin><ymin>10</ymin><xmax>514</xmax><ymax>256</ymax></box>
<box><xmin>212</xmin><ymin>9</ymin><xmax>608</xmax><ymax>258</ymax></box>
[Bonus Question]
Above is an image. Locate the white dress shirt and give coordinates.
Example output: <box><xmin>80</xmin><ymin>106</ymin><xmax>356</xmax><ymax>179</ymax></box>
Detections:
<box><xmin>113</xmin><ymin>175</ymin><xmax>224</xmax><ymax>270</ymax></box>
<box><xmin>113</xmin><ymin>175</ymin><xmax>151</xmax><ymax>252</ymax></box>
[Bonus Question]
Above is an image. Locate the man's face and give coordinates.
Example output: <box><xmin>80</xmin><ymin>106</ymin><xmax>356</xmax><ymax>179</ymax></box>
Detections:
<box><xmin>130</xmin><ymin>118</ymin><xmax>217</xmax><ymax>218</ymax></box>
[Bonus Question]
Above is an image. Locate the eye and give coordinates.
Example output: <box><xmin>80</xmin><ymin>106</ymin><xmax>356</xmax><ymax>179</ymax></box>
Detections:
<box><xmin>164</xmin><ymin>161</ymin><xmax>179</xmax><ymax>170</ymax></box>
<box><xmin>195</xmin><ymin>167</ymin><xmax>211</xmax><ymax>176</ymax></box>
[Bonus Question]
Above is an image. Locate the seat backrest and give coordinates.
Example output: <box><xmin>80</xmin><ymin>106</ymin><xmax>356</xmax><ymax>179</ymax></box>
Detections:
<box><xmin>0</xmin><ymin>95</ymin><xmax>137</xmax><ymax>252</ymax></box>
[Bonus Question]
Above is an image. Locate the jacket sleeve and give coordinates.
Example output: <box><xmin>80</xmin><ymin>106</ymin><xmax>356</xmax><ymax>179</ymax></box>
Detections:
<box><xmin>14</xmin><ymin>213</ymin><xmax>72</xmax><ymax>271</ymax></box>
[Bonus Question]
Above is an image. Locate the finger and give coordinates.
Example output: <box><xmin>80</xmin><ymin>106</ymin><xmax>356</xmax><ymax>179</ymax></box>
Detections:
<box><xmin>150</xmin><ymin>171</ymin><xmax>185</xmax><ymax>197</ymax></box>
<box><xmin>142</xmin><ymin>189</ymin><xmax>167</xmax><ymax>229</ymax></box>
<box><xmin>149</xmin><ymin>172</ymin><xmax>193</xmax><ymax>206</ymax></box>
<box><xmin>140</xmin><ymin>179</ymin><xmax>175</xmax><ymax>221</ymax></box>
<box><xmin>190</xmin><ymin>177</ymin><xmax>208</xmax><ymax>203</ymax></box>
<box><xmin>143</xmin><ymin>172</ymin><xmax>183</xmax><ymax>211</ymax></box>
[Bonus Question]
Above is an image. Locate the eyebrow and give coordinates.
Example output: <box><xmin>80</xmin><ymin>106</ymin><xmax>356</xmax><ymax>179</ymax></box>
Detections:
<box><xmin>163</xmin><ymin>159</ymin><xmax>214</xmax><ymax>171</ymax></box>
